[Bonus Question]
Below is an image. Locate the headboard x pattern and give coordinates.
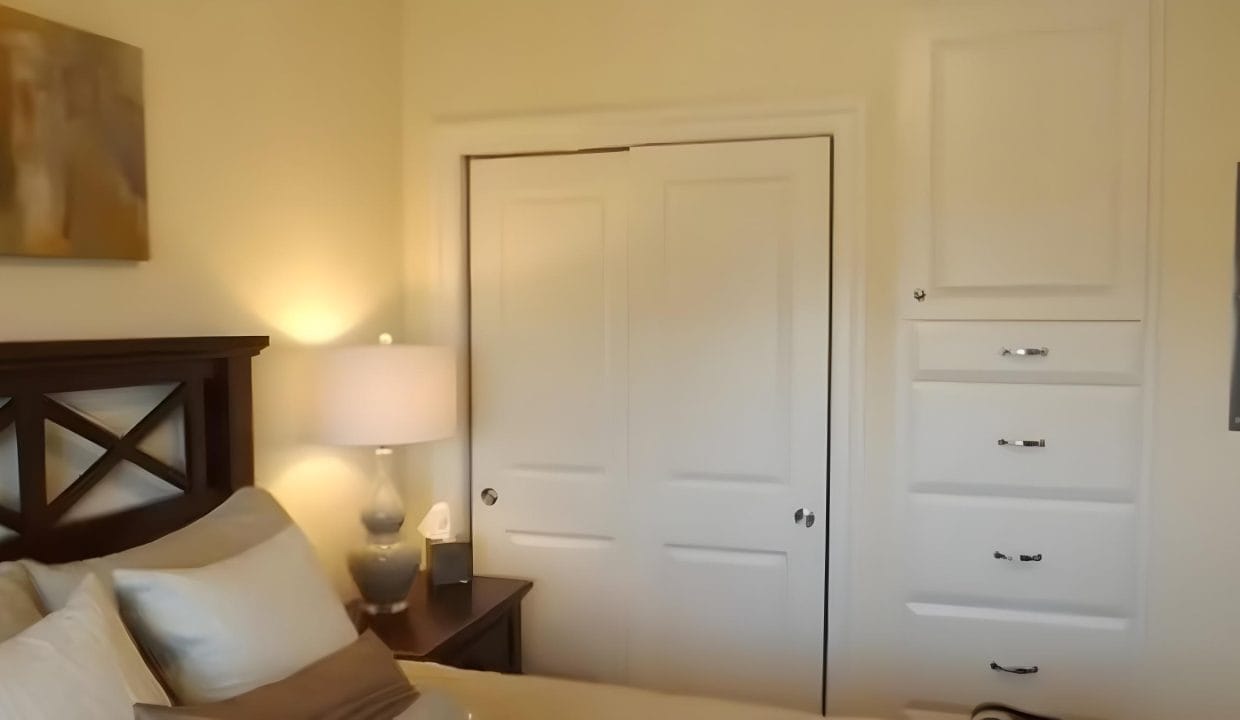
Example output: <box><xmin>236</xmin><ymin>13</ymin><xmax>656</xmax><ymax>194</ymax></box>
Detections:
<box><xmin>0</xmin><ymin>336</ymin><xmax>268</xmax><ymax>563</ymax></box>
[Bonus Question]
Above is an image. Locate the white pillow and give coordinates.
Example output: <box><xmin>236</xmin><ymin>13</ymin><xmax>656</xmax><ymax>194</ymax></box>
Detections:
<box><xmin>0</xmin><ymin>562</ymin><xmax>42</xmax><ymax>642</ymax></box>
<box><xmin>24</xmin><ymin>487</ymin><xmax>292</xmax><ymax>611</ymax></box>
<box><xmin>0</xmin><ymin>574</ymin><xmax>169</xmax><ymax>719</ymax></box>
<box><xmin>114</xmin><ymin>524</ymin><xmax>357</xmax><ymax>704</ymax></box>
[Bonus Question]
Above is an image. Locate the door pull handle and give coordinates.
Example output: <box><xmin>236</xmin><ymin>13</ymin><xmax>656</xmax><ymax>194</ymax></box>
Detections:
<box><xmin>993</xmin><ymin>551</ymin><xmax>1043</xmax><ymax>562</ymax></box>
<box><xmin>990</xmin><ymin>662</ymin><xmax>1039</xmax><ymax>675</ymax></box>
<box><xmin>1000</xmin><ymin>347</ymin><xmax>1049</xmax><ymax>357</ymax></box>
<box><xmin>997</xmin><ymin>439</ymin><xmax>1046</xmax><ymax>448</ymax></box>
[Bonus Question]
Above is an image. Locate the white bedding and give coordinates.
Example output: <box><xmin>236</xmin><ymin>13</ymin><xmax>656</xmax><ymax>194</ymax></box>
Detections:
<box><xmin>401</xmin><ymin>661</ymin><xmax>869</xmax><ymax>720</ymax></box>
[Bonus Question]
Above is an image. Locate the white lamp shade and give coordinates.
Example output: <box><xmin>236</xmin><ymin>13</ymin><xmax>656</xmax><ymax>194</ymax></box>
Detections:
<box><xmin>318</xmin><ymin>344</ymin><xmax>457</xmax><ymax>447</ymax></box>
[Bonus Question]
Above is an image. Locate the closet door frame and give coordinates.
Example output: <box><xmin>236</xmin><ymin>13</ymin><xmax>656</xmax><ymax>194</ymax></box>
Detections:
<box><xmin>419</xmin><ymin>102</ymin><xmax>866</xmax><ymax>714</ymax></box>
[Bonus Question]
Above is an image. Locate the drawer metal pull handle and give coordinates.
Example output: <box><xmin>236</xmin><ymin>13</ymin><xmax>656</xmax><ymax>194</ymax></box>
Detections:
<box><xmin>990</xmin><ymin>662</ymin><xmax>1039</xmax><ymax>675</ymax></box>
<box><xmin>998</xmin><ymin>439</ymin><xmax>1046</xmax><ymax>448</ymax></box>
<box><xmin>1000</xmin><ymin>347</ymin><xmax>1049</xmax><ymax>357</ymax></box>
<box><xmin>993</xmin><ymin>551</ymin><xmax>1044</xmax><ymax>562</ymax></box>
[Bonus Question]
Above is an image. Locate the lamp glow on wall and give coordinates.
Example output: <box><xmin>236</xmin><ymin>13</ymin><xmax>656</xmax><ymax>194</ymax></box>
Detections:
<box><xmin>319</xmin><ymin>333</ymin><xmax>456</xmax><ymax>613</ymax></box>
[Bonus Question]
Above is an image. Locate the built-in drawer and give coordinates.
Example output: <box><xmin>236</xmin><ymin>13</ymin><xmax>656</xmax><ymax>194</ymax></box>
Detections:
<box><xmin>907</xmin><ymin>494</ymin><xmax>1136</xmax><ymax>616</ymax></box>
<box><xmin>909</xmin><ymin>382</ymin><xmax>1142</xmax><ymax>500</ymax></box>
<box><xmin>913</xmin><ymin>321</ymin><xmax>1143</xmax><ymax>384</ymax></box>
<box><xmin>902</xmin><ymin>604</ymin><xmax>1134</xmax><ymax>719</ymax></box>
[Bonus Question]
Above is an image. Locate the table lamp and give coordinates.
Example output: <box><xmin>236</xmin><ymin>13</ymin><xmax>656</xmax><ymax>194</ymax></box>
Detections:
<box><xmin>319</xmin><ymin>333</ymin><xmax>456</xmax><ymax>614</ymax></box>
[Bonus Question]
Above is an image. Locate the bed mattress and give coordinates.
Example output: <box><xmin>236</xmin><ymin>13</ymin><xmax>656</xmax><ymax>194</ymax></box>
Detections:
<box><xmin>400</xmin><ymin>660</ymin><xmax>872</xmax><ymax>720</ymax></box>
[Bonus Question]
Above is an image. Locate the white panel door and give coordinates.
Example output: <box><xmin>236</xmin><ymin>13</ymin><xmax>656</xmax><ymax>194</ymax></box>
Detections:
<box><xmin>471</xmin><ymin>138</ymin><xmax>831</xmax><ymax>711</ymax></box>
<box><xmin>469</xmin><ymin>151</ymin><xmax>631</xmax><ymax>683</ymax></box>
<box><xmin>900</xmin><ymin>0</ymin><xmax>1149</xmax><ymax>319</ymax></box>
<box><xmin>626</xmin><ymin>138</ymin><xmax>831</xmax><ymax>711</ymax></box>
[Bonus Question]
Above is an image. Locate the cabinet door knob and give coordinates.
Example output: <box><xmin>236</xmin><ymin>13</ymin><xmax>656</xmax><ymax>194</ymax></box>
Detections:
<box><xmin>997</xmin><ymin>439</ymin><xmax>1046</xmax><ymax>448</ymax></box>
<box><xmin>480</xmin><ymin>488</ymin><xmax>499</xmax><ymax>506</ymax></box>
<box><xmin>1000</xmin><ymin>347</ymin><xmax>1049</xmax><ymax>357</ymax></box>
<box><xmin>990</xmin><ymin>662</ymin><xmax>1039</xmax><ymax>675</ymax></box>
<box><xmin>793</xmin><ymin>508</ymin><xmax>816</xmax><ymax>528</ymax></box>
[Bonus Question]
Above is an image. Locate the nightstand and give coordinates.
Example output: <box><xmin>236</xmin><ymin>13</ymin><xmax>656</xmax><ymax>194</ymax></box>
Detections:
<box><xmin>349</xmin><ymin>573</ymin><xmax>533</xmax><ymax>673</ymax></box>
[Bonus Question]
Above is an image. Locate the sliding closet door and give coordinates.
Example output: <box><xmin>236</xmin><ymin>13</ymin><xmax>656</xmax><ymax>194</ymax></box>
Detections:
<box><xmin>470</xmin><ymin>138</ymin><xmax>832</xmax><ymax>711</ymax></box>
<box><xmin>626</xmin><ymin>138</ymin><xmax>832</xmax><ymax>711</ymax></box>
<box><xmin>469</xmin><ymin>151</ymin><xmax>631</xmax><ymax>682</ymax></box>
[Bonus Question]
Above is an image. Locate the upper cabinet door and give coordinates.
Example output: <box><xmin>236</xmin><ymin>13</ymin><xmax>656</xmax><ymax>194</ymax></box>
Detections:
<box><xmin>900</xmin><ymin>0</ymin><xmax>1150</xmax><ymax>319</ymax></box>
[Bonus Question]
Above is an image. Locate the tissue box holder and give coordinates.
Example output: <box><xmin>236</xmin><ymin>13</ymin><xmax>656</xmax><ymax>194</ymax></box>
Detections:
<box><xmin>426</xmin><ymin>539</ymin><xmax>472</xmax><ymax>585</ymax></box>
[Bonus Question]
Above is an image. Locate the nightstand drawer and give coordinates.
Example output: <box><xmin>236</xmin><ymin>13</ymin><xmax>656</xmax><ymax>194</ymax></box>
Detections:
<box><xmin>352</xmin><ymin>574</ymin><xmax>532</xmax><ymax>674</ymax></box>
<box><xmin>434</xmin><ymin>611</ymin><xmax>521</xmax><ymax>673</ymax></box>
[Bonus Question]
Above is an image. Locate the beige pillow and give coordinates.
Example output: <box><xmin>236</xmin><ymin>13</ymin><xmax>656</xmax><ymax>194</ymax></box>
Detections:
<box><xmin>0</xmin><ymin>575</ymin><xmax>169</xmax><ymax>719</ymax></box>
<box><xmin>132</xmin><ymin>632</ymin><xmax>417</xmax><ymax>720</ymax></box>
<box><xmin>0</xmin><ymin>562</ymin><xmax>42</xmax><ymax>642</ymax></box>
<box><xmin>23</xmin><ymin>487</ymin><xmax>291</xmax><ymax>610</ymax></box>
<box><xmin>115</xmin><ymin>524</ymin><xmax>358</xmax><ymax>704</ymax></box>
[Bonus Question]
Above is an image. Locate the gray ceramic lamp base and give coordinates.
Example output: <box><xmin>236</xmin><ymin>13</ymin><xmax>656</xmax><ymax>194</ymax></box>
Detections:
<box><xmin>349</xmin><ymin>447</ymin><xmax>422</xmax><ymax>614</ymax></box>
<box><xmin>348</xmin><ymin>544</ymin><xmax>419</xmax><ymax>615</ymax></box>
<box><xmin>349</xmin><ymin>473</ymin><xmax>422</xmax><ymax>613</ymax></box>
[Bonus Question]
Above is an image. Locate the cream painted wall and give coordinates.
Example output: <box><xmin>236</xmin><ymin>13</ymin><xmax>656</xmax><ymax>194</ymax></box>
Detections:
<box><xmin>402</xmin><ymin>0</ymin><xmax>1240</xmax><ymax>717</ymax></box>
<box><xmin>1145</xmin><ymin>1</ymin><xmax>1240</xmax><ymax>716</ymax></box>
<box><xmin>0</xmin><ymin>0</ymin><xmax>405</xmax><ymax>595</ymax></box>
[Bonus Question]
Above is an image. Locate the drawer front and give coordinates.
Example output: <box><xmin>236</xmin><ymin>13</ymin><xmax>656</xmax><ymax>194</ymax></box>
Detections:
<box><xmin>909</xmin><ymin>383</ymin><xmax>1142</xmax><ymax>500</ymax></box>
<box><xmin>902</xmin><ymin>605</ymin><xmax>1133</xmax><ymax>719</ymax></box>
<box><xmin>446</xmin><ymin>616</ymin><xmax>518</xmax><ymax>673</ymax></box>
<box><xmin>914</xmin><ymin>321</ymin><xmax>1143</xmax><ymax>384</ymax></box>
<box><xmin>908</xmin><ymin>494</ymin><xmax>1136</xmax><ymax>616</ymax></box>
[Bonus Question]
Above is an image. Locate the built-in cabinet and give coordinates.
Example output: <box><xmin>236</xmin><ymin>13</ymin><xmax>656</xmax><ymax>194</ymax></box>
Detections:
<box><xmin>900</xmin><ymin>323</ymin><xmax>1144</xmax><ymax>718</ymax></box>
<box><xmin>897</xmin><ymin>1</ymin><xmax>1152</xmax><ymax>718</ymax></box>
<box><xmin>900</xmin><ymin>0</ymin><xmax>1150</xmax><ymax>321</ymax></box>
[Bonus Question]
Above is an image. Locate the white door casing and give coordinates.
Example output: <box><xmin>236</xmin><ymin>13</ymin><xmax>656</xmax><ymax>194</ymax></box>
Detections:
<box><xmin>469</xmin><ymin>137</ymin><xmax>832</xmax><ymax>711</ymax></box>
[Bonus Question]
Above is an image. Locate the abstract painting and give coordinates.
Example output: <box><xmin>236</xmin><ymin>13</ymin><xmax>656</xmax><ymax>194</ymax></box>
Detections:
<box><xmin>0</xmin><ymin>5</ymin><xmax>146</xmax><ymax>260</ymax></box>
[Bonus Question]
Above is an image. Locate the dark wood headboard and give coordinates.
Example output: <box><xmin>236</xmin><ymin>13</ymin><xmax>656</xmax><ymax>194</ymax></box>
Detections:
<box><xmin>0</xmin><ymin>336</ymin><xmax>268</xmax><ymax>563</ymax></box>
